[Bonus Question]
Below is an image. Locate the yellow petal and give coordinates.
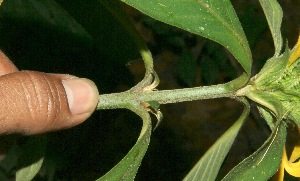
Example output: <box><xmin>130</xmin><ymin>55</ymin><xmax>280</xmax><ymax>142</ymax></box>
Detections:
<box><xmin>285</xmin><ymin>160</ymin><xmax>300</xmax><ymax>177</ymax></box>
<box><xmin>290</xmin><ymin>140</ymin><xmax>300</xmax><ymax>162</ymax></box>
<box><xmin>283</xmin><ymin>128</ymin><xmax>300</xmax><ymax>177</ymax></box>
<box><xmin>288</xmin><ymin>33</ymin><xmax>300</xmax><ymax>66</ymax></box>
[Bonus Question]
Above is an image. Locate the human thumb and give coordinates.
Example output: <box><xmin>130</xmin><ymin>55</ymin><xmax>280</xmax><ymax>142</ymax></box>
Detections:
<box><xmin>0</xmin><ymin>71</ymin><xmax>99</xmax><ymax>135</ymax></box>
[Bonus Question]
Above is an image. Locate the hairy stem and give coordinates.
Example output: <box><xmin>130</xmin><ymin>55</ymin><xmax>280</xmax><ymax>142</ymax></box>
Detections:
<box><xmin>97</xmin><ymin>73</ymin><xmax>248</xmax><ymax>110</ymax></box>
<box><xmin>98</xmin><ymin>83</ymin><xmax>234</xmax><ymax>110</ymax></box>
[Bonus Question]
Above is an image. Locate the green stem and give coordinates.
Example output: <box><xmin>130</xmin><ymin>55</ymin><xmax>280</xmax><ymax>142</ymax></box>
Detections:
<box><xmin>141</xmin><ymin>84</ymin><xmax>232</xmax><ymax>104</ymax></box>
<box><xmin>97</xmin><ymin>73</ymin><xmax>248</xmax><ymax>110</ymax></box>
<box><xmin>98</xmin><ymin>83</ymin><xmax>233</xmax><ymax>110</ymax></box>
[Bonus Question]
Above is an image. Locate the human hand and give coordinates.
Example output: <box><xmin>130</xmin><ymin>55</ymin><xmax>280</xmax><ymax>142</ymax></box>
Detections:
<box><xmin>0</xmin><ymin>50</ymin><xmax>99</xmax><ymax>135</ymax></box>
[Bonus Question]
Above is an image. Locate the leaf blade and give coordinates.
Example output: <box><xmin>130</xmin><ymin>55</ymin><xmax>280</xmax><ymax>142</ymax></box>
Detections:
<box><xmin>183</xmin><ymin>98</ymin><xmax>250</xmax><ymax>181</ymax></box>
<box><xmin>97</xmin><ymin>109</ymin><xmax>152</xmax><ymax>181</ymax></box>
<box><xmin>121</xmin><ymin>0</ymin><xmax>252</xmax><ymax>75</ymax></box>
<box><xmin>259</xmin><ymin>0</ymin><xmax>283</xmax><ymax>56</ymax></box>
<box><xmin>222</xmin><ymin>121</ymin><xmax>287</xmax><ymax>181</ymax></box>
<box><xmin>16</xmin><ymin>135</ymin><xmax>47</xmax><ymax>181</ymax></box>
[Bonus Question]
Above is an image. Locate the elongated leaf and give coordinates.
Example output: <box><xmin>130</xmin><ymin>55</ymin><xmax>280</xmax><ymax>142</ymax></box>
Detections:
<box><xmin>251</xmin><ymin>49</ymin><xmax>289</xmax><ymax>88</ymax></box>
<box><xmin>16</xmin><ymin>135</ymin><xmax>48</xmax><ymax>181</ymax></box>
<box><xmin>183</xmin><ymin>98</ymin><xmax>250</xmax><ymax>181</ymax></box>
<box><xmin>259</xmin><ymin>0</ymin><xmax>283</xmax><ymax>56</ymax></box>
<box><xmin>257</xmin><ymin>105</ymin><xmax>275</xmax><ymax>130</ymax></box>
<box><xmin>121</xmin><ymin>0</ymin><xmax>252</xmax><ymax>75</ymax></box>
<box><xmin>97</xmin><ymin>109</ymin><xmax>152</xmax><ymax>181</ymax></box>
<box><xmin>222</xmin><ymin>121</ymin><xmax>287</xmax><ymax>181</ymax></box>
<box><xmin>17</xmin><ymin>158</ymin><xmax>44</xmax><ymax>181</ymax></box>
<box><xmin>246</xmin><ymin>90</ymin><xmax>284</xmax><ymax>119</ymax></box>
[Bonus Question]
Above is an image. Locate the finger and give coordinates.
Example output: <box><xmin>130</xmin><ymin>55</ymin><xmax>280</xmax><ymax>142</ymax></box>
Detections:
<box><xmin>0</xmin><ymin>71</ymin><xmax>99</xmax><ymax>135</ymax></box>
<box><xmin>0</xmin><ymin>50</ymin><xmax>18</xmax><ymax>75</ymax></box>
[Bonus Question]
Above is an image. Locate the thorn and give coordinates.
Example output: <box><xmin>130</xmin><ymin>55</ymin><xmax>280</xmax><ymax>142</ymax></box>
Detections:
<box><xmin>153</xmin><ymin>110</ymin><xmax>163</xmax><ymax>131</ymax></box>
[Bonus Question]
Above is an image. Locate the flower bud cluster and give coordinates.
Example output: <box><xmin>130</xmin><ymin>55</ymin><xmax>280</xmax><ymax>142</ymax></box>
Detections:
<box><xmin>246</xmin><ymin>36</ymin><xmax>300</xmax><ymax>127</ymax></box>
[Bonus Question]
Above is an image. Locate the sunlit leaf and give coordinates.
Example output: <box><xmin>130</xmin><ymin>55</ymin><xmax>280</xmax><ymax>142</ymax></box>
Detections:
<box><xmin>121</xmin><ymin>0</ymin><xmax>252</xmax><ymax>75</ymax></box>
<box><xmin>97</xmin><ymin>109</ymin><xmax>152</xmax><ymax>181</ymax></box>
<box><xmin>222</xmin><ymin>121</ymin><xmax>287</xmax><ymax>181</ymax></box>
<box><xmin>16</xmin><ymin>135</ymin><xmax>47</xmax><ymax>181</ymax></box>
<box><xmin>258</xmin><ymin>0</ymin><xmax>283</xmax><ymax>56</ymax></box>
<box><xmin>183</xmin><ymin>98</ymin><xmax>250</xmax><ymax>181</ymax></box>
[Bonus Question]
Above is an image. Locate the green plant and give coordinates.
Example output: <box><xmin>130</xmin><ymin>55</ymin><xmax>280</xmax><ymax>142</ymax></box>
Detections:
<box><xmin>0</xmin><ymin>0</ymin><xmax>299</xmax><ymax>180</ymax></box>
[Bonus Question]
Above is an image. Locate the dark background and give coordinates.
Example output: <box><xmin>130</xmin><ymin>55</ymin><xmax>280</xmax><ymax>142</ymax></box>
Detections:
<box><xmin>0</xmin><ymin>0</ymin><xmax>299</xmax><ymax>180</ymax></box>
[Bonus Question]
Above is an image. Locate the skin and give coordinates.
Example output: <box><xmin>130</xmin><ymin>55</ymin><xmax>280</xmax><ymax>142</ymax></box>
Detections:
<box><xmin>0</xmin><ymin>50</ymin><xmax>99</xmax><ymax>135</ymax></box>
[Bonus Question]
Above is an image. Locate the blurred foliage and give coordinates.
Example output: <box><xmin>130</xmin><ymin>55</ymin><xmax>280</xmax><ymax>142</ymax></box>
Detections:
<box><xmin>0</xmin><ymin>1</ymin><xmax>140</xmax><ymax>180</ymax></box>
<box><xmin>0</xmin><ymin>0</ymin><xmax>138</xmax><ymax>92</ymax></box>
<box><xmin>0</xmin><ymin>0</ymin><xmax>299</xmax><ymax>180</ymax></box>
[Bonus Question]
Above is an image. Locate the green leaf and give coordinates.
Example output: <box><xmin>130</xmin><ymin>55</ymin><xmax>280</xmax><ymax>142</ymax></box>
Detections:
<box><xmin>121</xmin><ymin>0</ymin><xmax>252</xmax><ymax>75</ymax></box>
<box><xmin>97</xmin><ymin>109</ymin><xmax>152</xmax><ymax>181</ymax></box>
<box><xmin>183</xmin><ymin>98</ymin><xmax>250</xmax><ymax>181</ymax></box>
<box><xmin>247</xmin><ymin>90</ymin><xmax>284</xmax><ymax>120</ymax></box>
<box><xmin>17</xmin><ymin>158</ymin><xmax>44</xmax><ymax>181</ymax></box>
<box><xmin>259</xmin><ymin>0</ymin><xmax>283</xmax><ymax>56</ymax></box>
<box><xmin>222</xmin><ymin>121</ymin><xmax>287</xmax><ymax>181</ymax></box>
<box><xmin>225</xmin><ymin>73</ymin><xmax>249</xmax><ymax>90</ymax></box>
<box><xmin>257</xmin><ymin>105</ymin><xmax>276</xmax><ymax>130</ymax></box>
<box><xmin>251</xmin><ymin>49</ymin><xmax>289</xmax><ymax>88</ymax></box>
<box><xmin>16</xmin><ymin>135</ymin><xmax>48</xmax><ymax>181</ymax></box>
<box><xmin>54</xmin><ymin>0</ymin><xmax>140</xmax><ymax>65</ymax></box>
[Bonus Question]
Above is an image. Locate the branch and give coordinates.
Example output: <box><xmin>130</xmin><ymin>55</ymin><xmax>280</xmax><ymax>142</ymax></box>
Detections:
<box><xmin>97</xmin><ymin>73</ymin><xmax>248</xmax><ymax>110</ymax></box>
